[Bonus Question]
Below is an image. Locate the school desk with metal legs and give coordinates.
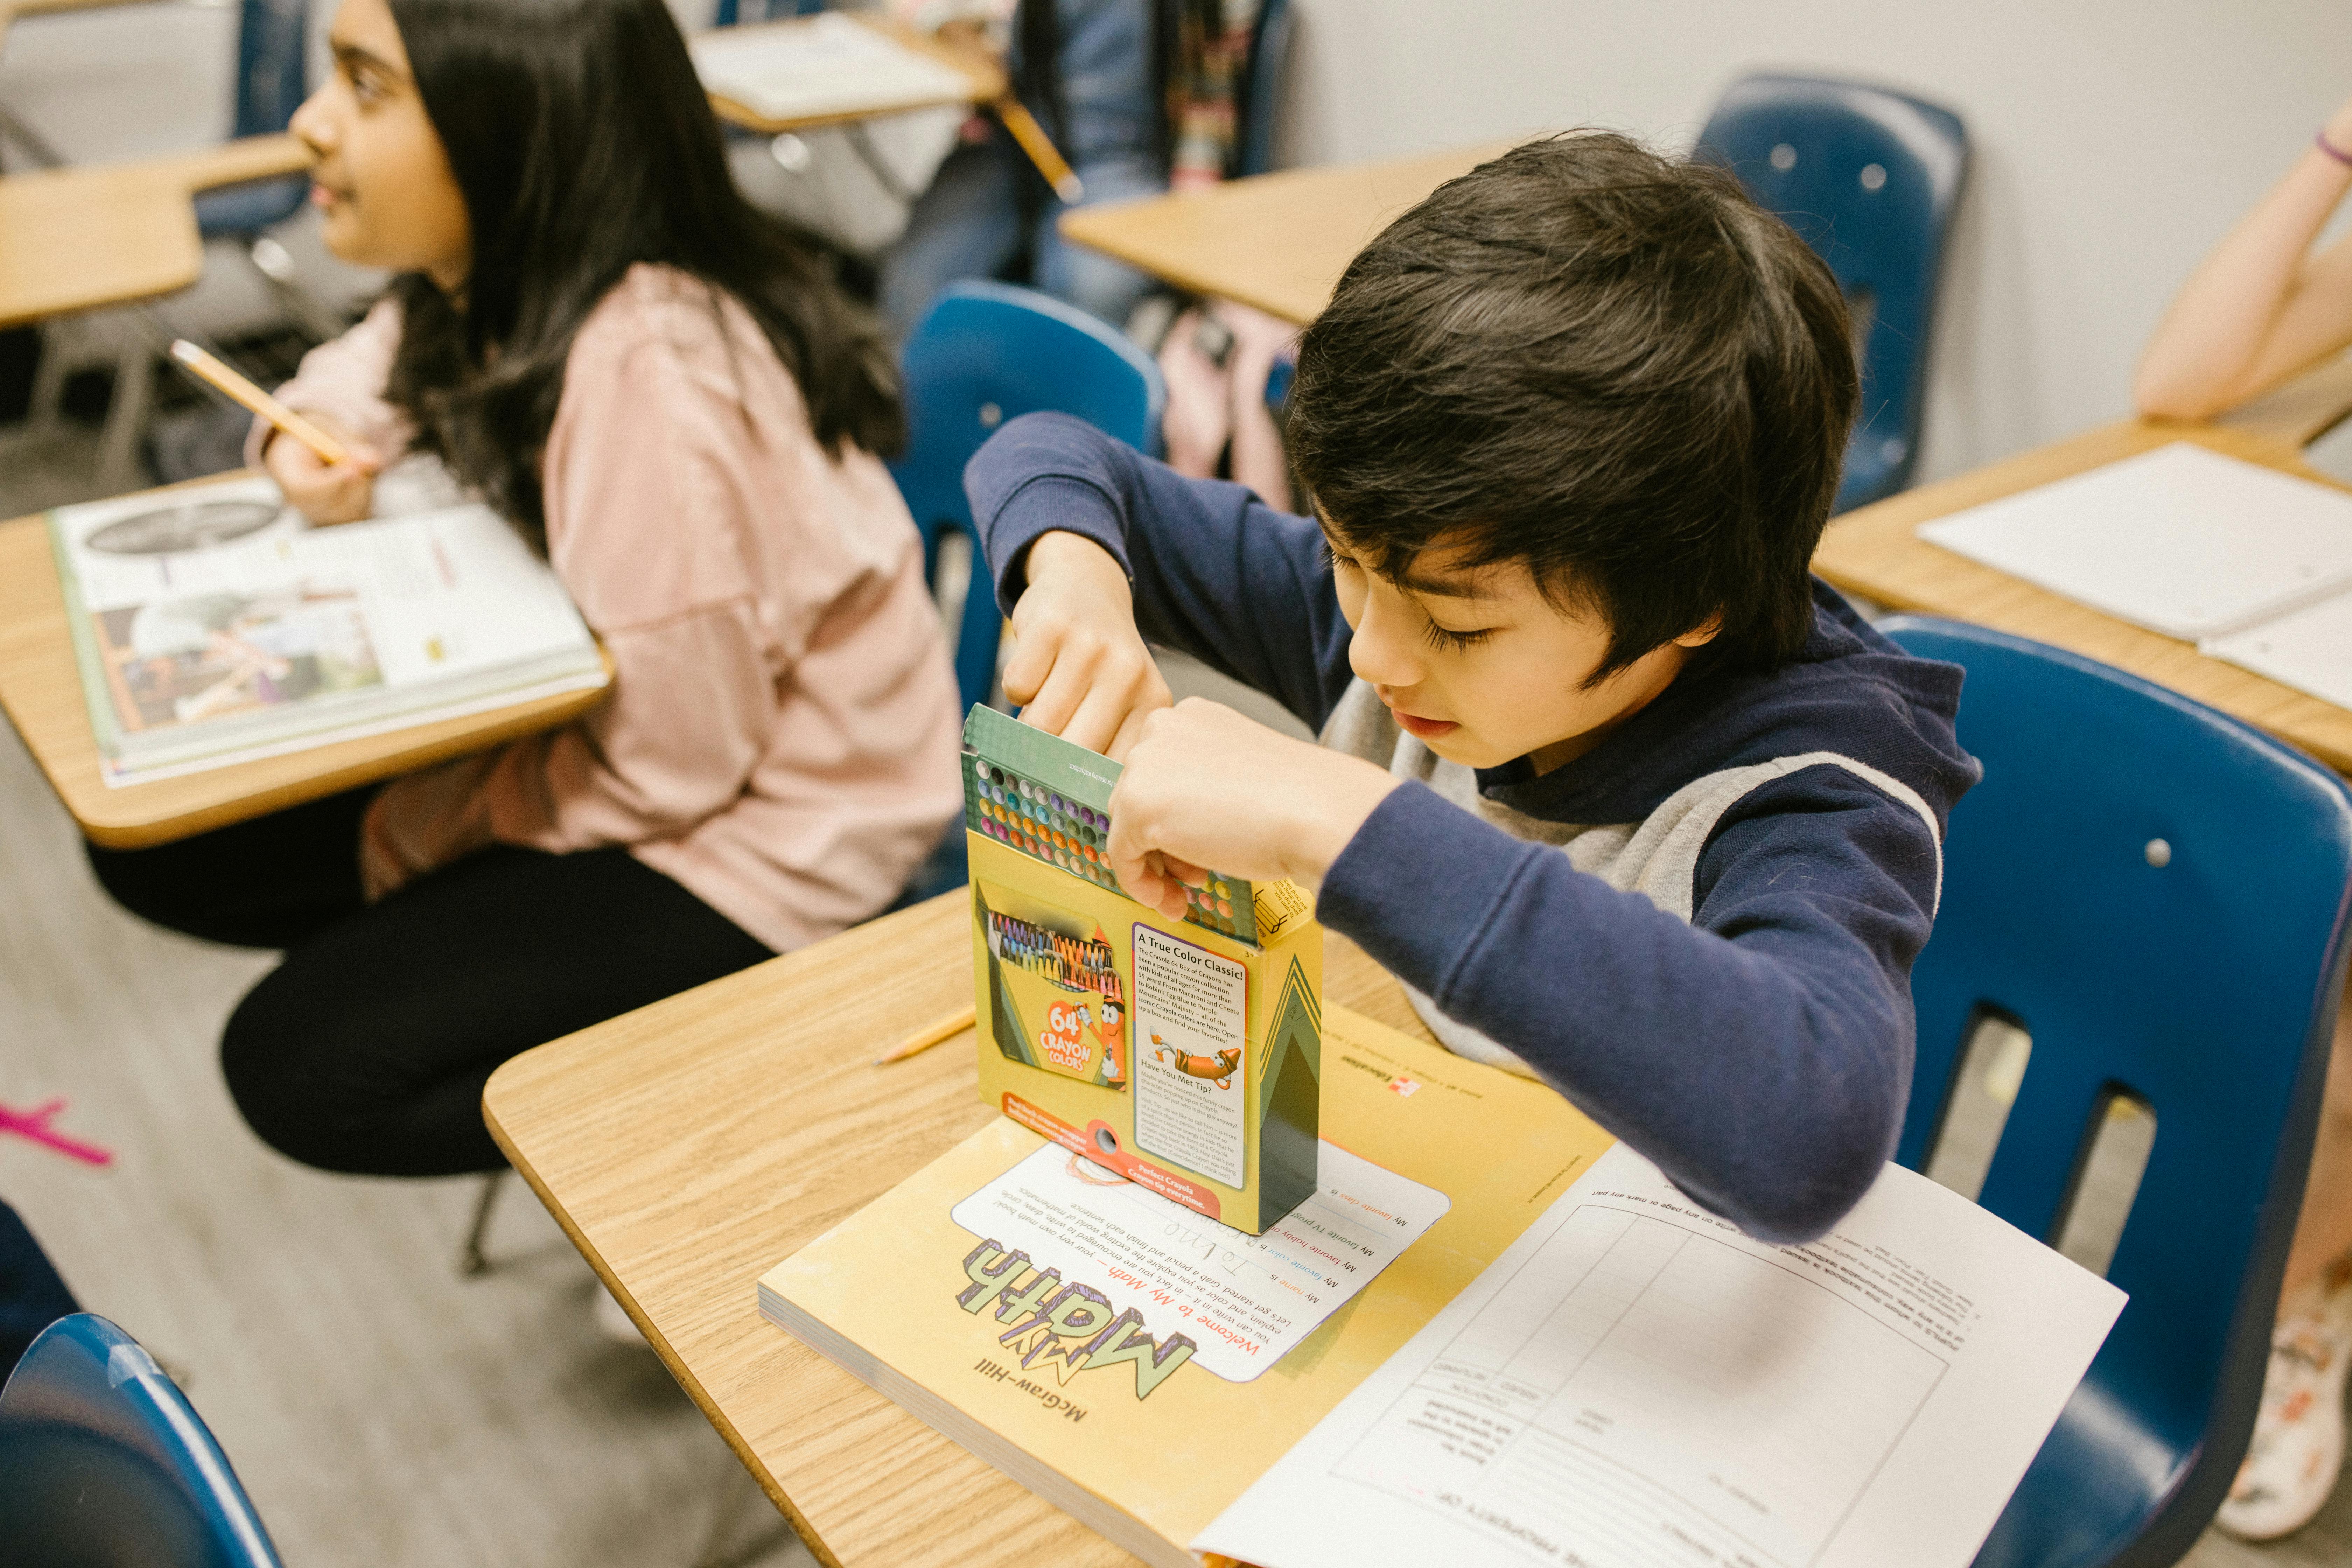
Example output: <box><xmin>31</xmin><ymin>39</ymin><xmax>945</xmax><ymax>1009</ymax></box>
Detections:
<box><xmin>0</xmin><ymin>482</ymin><xmax>614</xmax><ymax>848</ymax></box>
<box><xmin>482</xmin><ymin>892</ymin><xmax>1436</xmax><ymax>1568</ymax></box>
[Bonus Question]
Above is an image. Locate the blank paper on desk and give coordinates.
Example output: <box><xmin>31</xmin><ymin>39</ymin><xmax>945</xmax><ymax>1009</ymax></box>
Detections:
<box><xmin>1917</xmin><ymin>442</ymin><xmax>2352</xmax><ymax>639</ymax></box>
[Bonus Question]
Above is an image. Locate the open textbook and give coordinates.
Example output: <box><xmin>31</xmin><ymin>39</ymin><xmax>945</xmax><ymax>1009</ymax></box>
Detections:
<box><xmin>47</xmin><ymin>471</ymin><xmax>607</xmax><ymax>785</ymax></box>
<box><xmin>692</xmin><ymin>11</ymin><xmax>973</xmax><ymax>124</ymax></box>
<box><xmin>1917</xmin><ymin>441</ymin><xmax>2352</xmax><ymax>708</ymax></box>
<box><xmin>761</xmin><ymin>1006</ymin><xmax>2125</xmax><ymax>1568</ymax></box>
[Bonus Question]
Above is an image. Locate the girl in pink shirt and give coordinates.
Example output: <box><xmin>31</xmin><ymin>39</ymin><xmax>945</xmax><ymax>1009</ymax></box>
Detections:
<box><xmin>88</xmin><ymin>0</ymin><xmax>962</xmax><ymax>1178</ymax></box>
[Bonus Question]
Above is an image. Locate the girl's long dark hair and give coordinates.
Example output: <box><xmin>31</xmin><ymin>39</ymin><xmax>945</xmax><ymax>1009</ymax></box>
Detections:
<box><xmin>382</xmin><ymin>0</ymin><xmax>903</xmax><ymax>547</ymax></box>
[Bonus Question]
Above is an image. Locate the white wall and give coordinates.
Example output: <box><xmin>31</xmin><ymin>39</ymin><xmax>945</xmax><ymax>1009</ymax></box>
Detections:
<box><xmin>1273</xmin><ymin>0</ymin><xmax>2352</xmax><ymax>484</ymax></box>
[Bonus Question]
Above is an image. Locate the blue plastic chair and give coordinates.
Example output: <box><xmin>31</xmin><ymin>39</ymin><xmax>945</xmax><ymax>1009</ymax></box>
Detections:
<box><xmin>1696</xmin><ymin>75</ymin><xmax>1967</xmax><ymax>514</ymax></box>
<box><xmin>0</xmin><ymin>1313</ymin><xmax>282</xmax><ymax>1567</ymax></box>
<box><xmin>189</xmin><ymin>0</ymin><xmax>312</xmax><ymax>238</ymax></box>
<box><xmin>894</xmin><ymin>278</ymin><xmax>1165</xmax><ymax>715</ymax></box>
<box><xmin>886</xmin><ymin>280</ymin><xmax>1162</xmax><ymax>900</ymax></box>
<box><xmin>1882</xmin><ymin>617</ymin><xmax>2352</xmax><ymax>1567</ymax></box>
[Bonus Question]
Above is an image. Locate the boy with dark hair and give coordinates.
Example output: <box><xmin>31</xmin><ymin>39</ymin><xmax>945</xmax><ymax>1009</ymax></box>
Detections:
<box><xmin>966</xmin><ymin>132</ymin><xmax>1979</xmax><ymax>1244</ymax></box>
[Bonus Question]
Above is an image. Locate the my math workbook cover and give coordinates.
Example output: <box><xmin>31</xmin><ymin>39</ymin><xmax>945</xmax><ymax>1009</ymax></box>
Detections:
<box><xmin>757</xmin><ymin>1006</ymin><xmax>1617</xmax><ymax>1568</ymax></box>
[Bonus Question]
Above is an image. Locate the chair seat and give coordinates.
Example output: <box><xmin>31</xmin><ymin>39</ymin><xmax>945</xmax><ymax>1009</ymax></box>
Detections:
<box><xmin>194</xmin><ymin>176</ymin><xmax>309</xmax><ymax>240</ymax></box>
<box><xmin>1973</xmin><ymin>1380</ymin><xmax>2194</xmax><ymax>1568</ymax></box>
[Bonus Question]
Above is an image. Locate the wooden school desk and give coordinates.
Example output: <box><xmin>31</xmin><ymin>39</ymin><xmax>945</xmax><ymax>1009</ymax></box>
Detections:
<box><xmin>1812</xmin><ymin>371</ymin><xmax>2352</xmax><ymax>775</ymax></box>
<box><xmin>0</xmin><ymin>481</ymin><xmax>614</xmax><ymax>848</ymax></box>
<box><xmin>703</xmin><ymin>9</ymin><xmax>1006</xmax><ymax>136</ymax></box>
<box><xmin>1057</xmin><ymin>140</ymin><xmax>1515</xmax><ymax>325</ymax></box>
<box><xmin>0</xmin><ymin>135</ymin><xmax>312</xmax><ymax>330</ymax></box>
<box><xmin>484</xmin><ymin>893</ymin><xmax>1436</xmax><ymax>1568</ymax></box>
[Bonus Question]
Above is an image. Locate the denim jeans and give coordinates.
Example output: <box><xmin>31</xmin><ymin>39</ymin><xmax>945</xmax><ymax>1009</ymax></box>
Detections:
<box><xmin>878</xmin><ymin>0</ymin><xmax>1164</xmax><ymax>337</ymax></box>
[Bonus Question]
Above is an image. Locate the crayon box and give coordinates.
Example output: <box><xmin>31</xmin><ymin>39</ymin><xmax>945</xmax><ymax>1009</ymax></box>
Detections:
<box><xmin>961</xmin><ymin>704</ymin><xmax>1321</xmax><ymax>1236</ymax></box>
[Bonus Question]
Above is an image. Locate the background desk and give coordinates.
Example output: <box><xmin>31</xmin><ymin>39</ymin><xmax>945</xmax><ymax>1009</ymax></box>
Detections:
<box><xmin>704</xmin><ymin>11</ymin><xmax>1005</xmax><ymax>136</ymax></box>
<box><xmin>1057</xmin><ymin>141</ymin><xmax>1512</xmax><ymax>325</ymax></box>
<box><xmin>1812</xmin><ymin>417</ymin><xmax>2352</xmax><ymax>775</ymax></box>
<box><xmin>0</xmin><ymin>134</ymin><xmax>311</xmax><ymax>329</ymax></box>
<box><xmin>0</xmin><ymin>491</ymin><xmax>613</xmax><ymax>848</ymax></box>
<box><xmin>484</xmin><ymin>892</ymin><xmax>1435</xmax><ymax>1568</ymax></box>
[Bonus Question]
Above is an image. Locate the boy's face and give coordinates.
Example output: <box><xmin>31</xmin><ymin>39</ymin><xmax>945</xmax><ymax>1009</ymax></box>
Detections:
<box><xmin>1323</xmin><ymin>522</ymin><xmax>1716</xmax><ymax>775</ymax></box>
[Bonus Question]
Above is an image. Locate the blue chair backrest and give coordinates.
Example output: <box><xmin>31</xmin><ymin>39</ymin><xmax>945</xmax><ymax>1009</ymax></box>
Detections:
<box><xmin>194</xmin><ymin>0</ymin><xmax>310</xmax><ymax>236</ymax></box>
<box><xmin>711</xmin><ymin>0</ymin><xmax>826</xmax><ymax>29</ymax></box>
<box><xmin>1883</xmin><ymin>617</ymin><xmax>2352</xmax><ymax>1568</ymax></box>
<box><xmin>1696</xmin><ymin>74</ymin><xmax>1966</xmax><ymax>514</ymax></box>
<box><xmin>892</xmin><ymin>279</ymin><xmax>1165</xmax><ymax>717</ymax></box>
<box><xmin>0</xmin><ymin>1314</ymin><xmax>281</xmax><ymax>1567</ymax></box>
<box><xmin>1236</xmin><ymin>0</ymin><xmax>1292</xmax><ymax>178</ymax></box>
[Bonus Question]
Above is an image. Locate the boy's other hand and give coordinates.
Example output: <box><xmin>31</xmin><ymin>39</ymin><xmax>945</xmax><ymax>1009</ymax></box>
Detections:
<box><xmin>1004</xmin><ymin>530</ymin><xmax>1171</xmax><ymax>759</ymax></box>
<box><xmin>263</xmin><ymin>415</ymin><xmax>381</xmax><ymax>525</ymax></box>
<box><xmin>1105</xmin><ymin>698</ymin><xmax>1401</xmax><ymax>918</ymax></box>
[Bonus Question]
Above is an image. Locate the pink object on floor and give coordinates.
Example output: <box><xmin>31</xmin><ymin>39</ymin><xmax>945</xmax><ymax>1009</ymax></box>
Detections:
<box><xmin>0</xmin><ymin>1098</ymin><xmax>115</xmax><ymax>1166</ymax></box>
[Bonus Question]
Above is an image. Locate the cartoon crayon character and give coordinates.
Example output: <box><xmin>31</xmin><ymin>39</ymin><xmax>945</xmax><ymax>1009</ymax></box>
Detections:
<box><xmin>1093</xmin><ymin>1000</ymin><xmax>1126</xmax><ymax>1078</ymax></box>
<box><xmin>1150</xmin><ymin>1035</ymin><xmax>1242</xmax><ymax>1090</ymax></box>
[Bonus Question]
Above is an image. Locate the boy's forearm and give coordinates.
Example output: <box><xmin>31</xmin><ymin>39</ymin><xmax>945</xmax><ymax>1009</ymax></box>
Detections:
<box><xmin>1320</xmin><ymin>783</ymin><xmax>1920</xmax><ymax>1245</ymax></box>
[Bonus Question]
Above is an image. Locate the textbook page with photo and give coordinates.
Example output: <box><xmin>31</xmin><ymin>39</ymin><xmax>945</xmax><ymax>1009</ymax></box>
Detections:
<box><xmin>760</xmin><ymin>1006</ymin><xmax>2126</xmax><ymax>1568</ymax></box>
<box><xmin>1916</xmin><ymin>441</ymin><xmax>2352</xmax><ymax>709</ymax></box>
<box><xmin>46</xmin><ymin>469</ymin><xmax>607</xmax><ymax>785</ymax></box>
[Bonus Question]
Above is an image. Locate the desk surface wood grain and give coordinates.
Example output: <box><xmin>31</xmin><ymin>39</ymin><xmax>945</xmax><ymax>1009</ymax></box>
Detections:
<box><xmin>483</xmin><ymin>893</ymin><xmax>1432</xmax><ymax>1568</ymax></box>
<box><xmin>1057</xmin><ymin>141</ymin><xmax>1515</xmax><ymax>326</ymax></box>
<box><xmin>1811</xmin><ymin>417</ymin><xmax>2352</xmax><ymax>775</ymax></box>
<box><xmin>0</xmin><ymin>493</ymin><xmax>612</xmax><ymax>848</ymax></box>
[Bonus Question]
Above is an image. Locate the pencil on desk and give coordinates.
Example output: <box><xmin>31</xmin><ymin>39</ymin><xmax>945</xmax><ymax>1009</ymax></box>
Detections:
<box><xmin>996</xmin><ymin>97</ymin><xmax>1084</xmax><ymax>204</ymax></box>
<box><xmin>167</xmin><ymin>339</ymin><xmax>357</xmax><ymax>467</ymax></box>
<box><xmin>876</xmin><ymin>1003</ymin><xmax>977</xmax><ymax>1064</ymax></box>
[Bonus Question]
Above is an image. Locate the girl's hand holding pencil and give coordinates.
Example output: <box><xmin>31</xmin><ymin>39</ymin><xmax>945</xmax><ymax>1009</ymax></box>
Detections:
<box><xmin>168</xmin><ymin>338</ymin><xmax>383</xmax><ymax>524</ymax></box>
<box><xmin>262</xmin><ymin>412</ymin><xmax>382</xmax><ymax>525</ymax></box>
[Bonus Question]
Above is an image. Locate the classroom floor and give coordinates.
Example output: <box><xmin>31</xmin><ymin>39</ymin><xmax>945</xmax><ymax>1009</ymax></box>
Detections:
<box><xmin>6</xmin><ymin>432</ymin><xmax>2352</xmax><ymax>1567</ymax></box>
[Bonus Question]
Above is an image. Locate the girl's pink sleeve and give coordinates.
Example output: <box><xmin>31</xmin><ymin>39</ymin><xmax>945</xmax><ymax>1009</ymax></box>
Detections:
<box><xmin>241</xmin><ymin>296</ymin><xmax>416</xmax><ymax>467</ymax></box>
<box><xmin>372</xmin><ymin>311</ymin><xmax>794</xmax><ymax>864</ymax></box>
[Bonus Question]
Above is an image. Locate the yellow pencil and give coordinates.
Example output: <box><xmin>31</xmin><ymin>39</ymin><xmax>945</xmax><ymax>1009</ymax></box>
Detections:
<box><xmin>875</xmin><ymin>1003</ymin><xmax>977</xmax><ymax>1065</ymax></box>
<box><xmin>167</xmin><ymin>339</ymin><xmax>357</xmax><ymax>467</ymax></box>
<box><xmin>996</xmin><ymin>97</ymin><xmax>1084</xmax><ymax>204</ymax></box>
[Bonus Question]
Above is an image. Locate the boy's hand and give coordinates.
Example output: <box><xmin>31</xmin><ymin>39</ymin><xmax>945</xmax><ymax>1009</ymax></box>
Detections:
<box><xmin>1105</xmin><ymin>698</ymin><xmax>1401</xmax><ymax>918</ymax></box>
<box><xmin>1003</xmin><ymin>530</ymin><xmax>1171</xmax><ymax>760</ymax></box>
<box><xmin>262</xmin><ymin>415</ymin><xmax>381</xmax><ymax>525</ymax></box>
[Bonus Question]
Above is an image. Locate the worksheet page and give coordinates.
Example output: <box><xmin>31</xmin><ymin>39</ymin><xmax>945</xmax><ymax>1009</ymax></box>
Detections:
<box><xmin>1196</xmin><ymin>1146</ymin><xmax>2123</xmax><ymax>1568</ymax></box>
<box><xmin>1916</xmin><ymin>441</ymin><xmax>2352</xmax><ymax>639</ymax></box>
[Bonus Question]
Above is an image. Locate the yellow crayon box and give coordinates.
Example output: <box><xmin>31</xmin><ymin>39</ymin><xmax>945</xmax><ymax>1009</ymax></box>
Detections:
<box><xmin>961</xmin><ymin>704</ymin><xmax>1321</xmax><ymax>1236</ymax></box>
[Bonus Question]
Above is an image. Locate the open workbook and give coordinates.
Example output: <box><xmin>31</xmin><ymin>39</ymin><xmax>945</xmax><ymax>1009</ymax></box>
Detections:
<box><xmin>47</xmin><ymin>470</ymin><xmax>607</xmax><ymax>785</ymax></box>
<box><xmin>1918</xmin><ymin>441</ymin><xmax>2352</xmax><ymax>709</ymax></box>
<box><xmin>761</xmin><ymin>1006</ymin><xmax>2126</xmax><ymax>1568</ymax></box>
<box><xmin>691</xmin><ymin>11</ymin><xmax>975</xmax><ymax>124</ymax></box>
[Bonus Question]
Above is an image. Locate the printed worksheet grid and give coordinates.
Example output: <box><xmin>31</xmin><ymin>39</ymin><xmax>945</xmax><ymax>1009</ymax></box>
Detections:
<box><xmin>1335</xmin><ymin>1203</ymin><xmax>1947</xmax><ymax>1568</ymax></box>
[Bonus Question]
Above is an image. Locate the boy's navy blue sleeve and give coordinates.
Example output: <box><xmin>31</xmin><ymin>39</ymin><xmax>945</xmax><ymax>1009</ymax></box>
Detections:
<box><xmin>966</xmin><ymin>413</ymin><xmax>1358</xmax><ymax>732</ymax></box>
<box><xmin>1320</xmin><ymin>766</ymin><xmax>1935</xmax><ymax>1246</ymax></box>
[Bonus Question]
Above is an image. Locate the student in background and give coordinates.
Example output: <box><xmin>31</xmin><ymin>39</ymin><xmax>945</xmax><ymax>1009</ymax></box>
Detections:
<box><xmin>877</xmin><ymin>0</ymin><xmax>1260</xmax><ymax>337</ymax></box>
<box><xmin>2136</xmin><ymin>90</ymin><xmax>2352</xmax><ymax>1543</ymax></box>
<box><xmin>969</xmin><ymin>134</ymin><xmax>1979</xmax><ymax>1250</ymax></box>
<box><xmin>86</xmin><ymin>0</ymin><xmax>962</xmax><ymax>1182</ymax></box>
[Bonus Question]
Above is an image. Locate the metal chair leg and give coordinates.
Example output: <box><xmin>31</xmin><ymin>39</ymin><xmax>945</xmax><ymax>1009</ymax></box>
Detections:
<box><xmin>459</xmin><ymin>1168</ymin><xmax>506</xmax><ymax>1278</ymax></box>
